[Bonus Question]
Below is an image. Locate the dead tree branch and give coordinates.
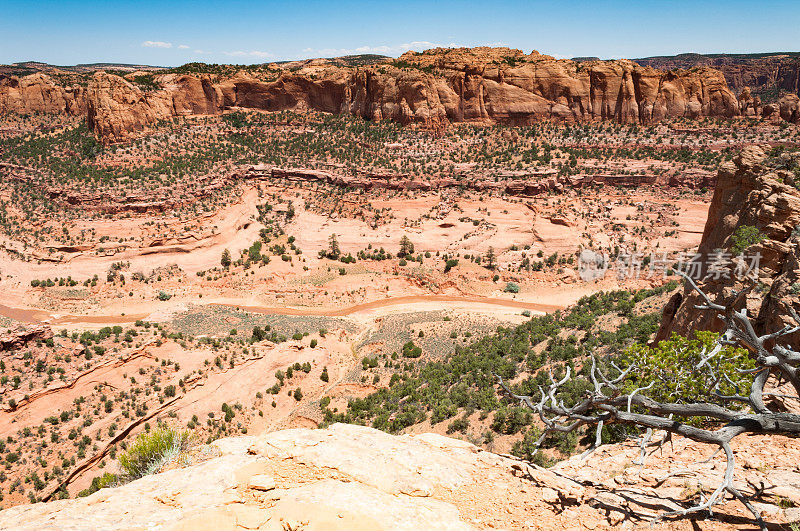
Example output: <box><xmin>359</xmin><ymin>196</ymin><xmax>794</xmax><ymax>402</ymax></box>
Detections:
<box><xmin>495</xmin><ymin>273</ymin><xmax>800</xmax><ymax>529</ymax></box>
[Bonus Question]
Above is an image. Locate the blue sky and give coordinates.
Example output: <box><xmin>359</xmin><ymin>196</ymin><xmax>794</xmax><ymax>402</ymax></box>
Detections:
<box><xmin>1</xmin><ymin>0</ymin><xmax>799</xmax><ymax>66</ymax></box>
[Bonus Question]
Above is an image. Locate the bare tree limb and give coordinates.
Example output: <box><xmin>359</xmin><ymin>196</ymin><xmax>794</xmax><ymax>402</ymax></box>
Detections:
<box><xmin>495</xmin><ymin>273</ymin><xmax>800</xmax><ymax>529</ymax></box>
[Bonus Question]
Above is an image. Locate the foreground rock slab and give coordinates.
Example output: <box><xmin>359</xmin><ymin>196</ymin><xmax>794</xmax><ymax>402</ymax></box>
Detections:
<box><xmin>1</xmin><ymin>423</ymin><xmax>795</xmax><ymax>530</ymax></box>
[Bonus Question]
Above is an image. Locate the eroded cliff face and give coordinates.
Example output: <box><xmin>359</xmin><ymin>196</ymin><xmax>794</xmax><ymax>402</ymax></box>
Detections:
<box><xmin>656</xmin><ymin>146</ymin><xmax>800</xmax><ymax>342</ymax></box>
<box><xmin>0</xmin><ymin>72</ymin><xmax>86</xmax><ymax>115</ymax></box>
<box><xmin>635</xmin><ymin>52</ymin><xmax>800</xmax><ymax>99</ymax></box>
<box><xmin>0</xmin><ymin>47</ymin><xmax>790</xmax><ymax>143</ymax></box>
<box><xmin>85</xmin><ymin>72</ymin><xmax>170</xmax><ymax>140</ymax></box>
<box><xmin>399</xmin><ymin>47</ymin><xmax>740</xmax><ymax>124</ymax></box>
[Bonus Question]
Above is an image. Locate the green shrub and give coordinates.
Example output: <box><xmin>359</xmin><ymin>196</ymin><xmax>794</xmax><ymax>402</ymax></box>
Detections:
<box><xmin>446</xmin><ymin>417</ymin><xmax>469</xmax><ymax>434</ymax></box>
<box><xmin>117</xmin><ymin>426</ymin><xmax>189</xmax><ymax>481</ymax></box>
<box><xmin>77</xmin><ymin>472</ymin><xmax>118</xmax><ymax>497</ymax></box>
<box><xmin>730</xmin><ymin>225</ymin><xmax>765</xmax><ymax>254</ymax></box>
<box><xmin>504</xmin><ymin>282</ymin><xmax>520</xmax><ymax>293</ymax></box>
<box><xmin>625</xmin><ymin>331</ymin><xmax>754</xmax><ymax>424</ymax></box>
<box><xmin>402</xmin><ymin>341</ymin><xmax>422</xmax><ymax>358</ymax></box>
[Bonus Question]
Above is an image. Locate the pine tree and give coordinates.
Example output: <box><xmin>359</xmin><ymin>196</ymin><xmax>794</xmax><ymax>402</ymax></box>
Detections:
<box><xmin>399</xmin><ymin>235</ymin><xmax>414</xmax><ymax>257</ymax></box>
<box><xmin>327</xmin><ymin>233</ymin><xmax>341</xmax><ymax>259</ymax></box>
<box><xmin>221</xmin><ymin>248</ymin><xmax>231</xmax><ymax>268</ymax></box>
<box><xmin>485</xmin><ymin>246</ymin><xmax>496</xmax><ymax>270</ymax></box>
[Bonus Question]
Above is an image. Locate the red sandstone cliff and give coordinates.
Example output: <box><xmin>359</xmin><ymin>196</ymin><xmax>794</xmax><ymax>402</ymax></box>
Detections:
<box><xmin>3</xmin><ymin>47</ymin><xmax>797</xmax><ymax>143</ymax></box>
<box><xmin>656</xmin><ymin>146</ymin><xmax>800</xmax><ymax>343</ymax></box>
<box><xmin>0</xmin><ymin>72</ymin><xmax>86</xmax><ymax>115</ymax></box>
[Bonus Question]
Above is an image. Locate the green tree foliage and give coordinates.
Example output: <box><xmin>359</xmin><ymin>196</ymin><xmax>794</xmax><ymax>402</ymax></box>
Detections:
<box><xmin>402</xmin><ymin>341</ymin><xmax>423</xmax><ymax>358</ymax></box>
<box><xmin>220</xmin><ymin>248</ymin><xmax>231</xmax><ymax>268</ymax></box>
<box><xmin>504</xmin><ymin>282</ymin><xmax>520</xmax><ymax>293</ymax></box>
<box><xmin>327</xmin><ymin>233</ymin><xmax>341</xmax><ymax>259</ymax></box>
<box><xmin>322</xmin><ymin>284</ymin><xmax>676</xmax><ymax>440</ymax></box>
<box><xmin>485</xmin><ymin>247</ymin><xmax>497</xmax><ymax>270</ymax></box>
<box><xmin>398</xmin><ymin>235</ymin><xmax>414</xmax><ymax>257</ymax></box>
<box><xmin>625</xmin><ymin>331</ymin><xmax>755</xmax><ymax>421</ymax></box>
<box><xmin>730</xmin><ymin>225</ymin><xmax>766</xmax><ymax>254</ymax></box>
<box><xmin>77</xmin><ymin>472</ymin><xmax>118</xmax><ymax>498</ymax></box>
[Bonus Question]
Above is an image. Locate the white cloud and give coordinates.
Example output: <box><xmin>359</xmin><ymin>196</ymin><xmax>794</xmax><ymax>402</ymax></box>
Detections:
<box><xmin>141</xmin><ymin>40</ymin><xmax>172</xmax><ymax>49</ymax></box>
<box><xmin>223</xmin><ymin>50</ymin><xmax>274</xmax><ymax>60</ymax></box>
<box><xmin>178</xmin><ymin>44</ymin><xmax>190</xmax><ymax>50</ymax></box>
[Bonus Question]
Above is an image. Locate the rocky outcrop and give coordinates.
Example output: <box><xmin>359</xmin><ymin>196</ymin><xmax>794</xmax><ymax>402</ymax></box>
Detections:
<box><xmin>635</xmin><ymin>52</ymin><xmax>800</xmax><ymax>102</ymax></box>
<box><xmin>0</xmin><ymin>73</ymin><xmax>85</xmax><ymax>115</ymax></box>
<box><xmin>2</xmin><ymin>423</ymin><xmax>797</xmax><ymax>529</ymax></box>
<box><xmin>3</xmin><ymin>47</ymin><xmax>753</xmax><ymax>143</ymax></box>
<box><xmin>656</xmin><ymin>146</ymin><xmax>800</xmax><ymax>342</ymax></box>
<box><xmin>401</xmin><ymin>47</ymin><xmax>740</xmax><ymax>124</ymax></box>
<box><xmin>244</xmin><ymin>164</ymin><xmax>671</xmax><ymax>197</ymax></box>
<box><xmin>779</xmin><ymin>93</ymin><xmax>800</xmax><ymax>123</ymax></box>
<box><xmin>0</xmin><ymin>324</ymin><xmax>53</xmax><ymax>351</ymax></box>
<box><xmin>85</xmin><ymin>72</ymin><xmax>173</xmax><ymax>141</ymax></box>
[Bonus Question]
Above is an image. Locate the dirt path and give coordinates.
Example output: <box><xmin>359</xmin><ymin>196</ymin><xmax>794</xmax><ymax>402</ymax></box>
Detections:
<box><xmin>214</xmin><ymin>294</ymin><xmax>562</xmax><ymax>317</ymax></box>
<box><xmin>0</xmin><ymin>295</ymin><xmax>562</xmax><ymax>327</ymax></box>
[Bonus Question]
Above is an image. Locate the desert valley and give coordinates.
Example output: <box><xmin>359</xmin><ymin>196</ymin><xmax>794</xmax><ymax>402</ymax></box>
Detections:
<box><xmin>0</xmin><ymin>39</ymin><xmax>798</xmax><ymax>530</ymax></box>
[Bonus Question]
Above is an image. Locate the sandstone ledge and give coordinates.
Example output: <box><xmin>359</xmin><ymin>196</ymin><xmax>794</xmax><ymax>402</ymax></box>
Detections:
<box><xmin>1</xmin><ymin>423</ymin><xmax>797</xmax><ymax>530</ymax></box>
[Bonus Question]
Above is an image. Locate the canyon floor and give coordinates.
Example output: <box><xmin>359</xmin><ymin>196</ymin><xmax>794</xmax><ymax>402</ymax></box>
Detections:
<box><xmin>0</xmin><ymin>103</ymin><xmax>798</xmax><ymax>529</ymax></box>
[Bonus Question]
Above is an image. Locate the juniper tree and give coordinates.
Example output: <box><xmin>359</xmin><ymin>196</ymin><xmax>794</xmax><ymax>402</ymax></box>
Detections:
<box><xmin>399</xmin><ymin>235</ymin><xmax>414</xmax><ymax>257</ymax></box>
<box><xmin>327</xmin><ymin>233</ymin><xmax>341</xmax><ymax>259</ymax></box>
<box><xmin>485</xmin><ymin>246</ymin><xmax>497</xmax><ymax>270</ymax></box>
<box><xmin>496</xmin><ymin>273</ymin><xmax>800</xmax><ymax>530</ymax></box>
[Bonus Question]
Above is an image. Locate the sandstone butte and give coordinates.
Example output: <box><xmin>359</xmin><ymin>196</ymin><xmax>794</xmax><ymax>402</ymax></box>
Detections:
<box><xmin>3</xmin><ymin>47</ymin><xmax>799</xmax><ymax>144</ymax></box>
<box><xmin>657</xmin><ymin>145</ymin><xmax>800</xmax><ymax>345</ymax></box>
<box><xmin>2</xmin><ymin>423</ymin><xmax>799</xmax><ymax>530</ymax></box>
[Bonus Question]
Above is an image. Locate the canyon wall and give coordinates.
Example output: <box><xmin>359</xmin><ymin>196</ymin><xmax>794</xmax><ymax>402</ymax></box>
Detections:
<box><xmin>0</xmin><ymin>72</ymin><xmax>86</xmax><ymax>115</ymax></box>
<box><xmin>635</xmin><ymin>53</ymin><xmax>800</xmax><ymax>99</ymax></box>
<box><xmin>2</xmin><ymin>47</ymin><xmax>799</xmax><ymax>143</ymax></box>
<box><xmin>0</xmin><ymin>48</ymin><xmax>738</xmax><ymax>142</ymax></box>
<box><xmin>656</xmin><ymin>146</ymin><xmax>800</xmax><ymax>343</ymax></box>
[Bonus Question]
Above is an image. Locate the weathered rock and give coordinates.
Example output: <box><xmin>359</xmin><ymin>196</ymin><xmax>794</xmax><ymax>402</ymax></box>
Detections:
<box><xmin>86</xmin><ymin>72</ymin><xmax>173</xmax><ymax>142</ymax></box>
<box><xmin>249</xmin><ymin>423</ymin><xmax>477</xmax><ymax>496</ymax></box>
<box><xmin>656</xmin><ymin>145</ymin><xmax>800</xmax><ymax>342</ymax></box>
<box><xmin>0</xmin><ymin>424</ymin><xmax>479</xmax><ymax>530</ymax></box>
<box><xmin>635</xmin><ymin>52</ymin><xmax>800</xmax><ymax>103</ymax></box>
<box><xmin>243</xmin><ymin>164</ymin><xmax>660</xmax><ymax>197</ymax></box>
<box><xmin>0</xmin><ymin>324</ymin><xmax>53</xmax><ymax>351</ymax></box>
<box><xmin>2</xmin><ymin>47</ymin><xmax>749</xmax><ymax>143</ymax></box>
<box><xmin>247</xmin><ymin>474</ymin><xmax>276</xmax><ymax>491</ymax></box>
<box><xmin>1</xmin><ymin>423</ymin><xmax>795</xmax><ymax>529</ymax></box>
<box><xmin>0</xmin><ymin>73</ymin><xmax>85</xmax><ymax>115</ymax></box>
<box><xmin>779</xmin><ymin>93</ymin><xmax>800</xmax><ymax>123</ymax></box>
